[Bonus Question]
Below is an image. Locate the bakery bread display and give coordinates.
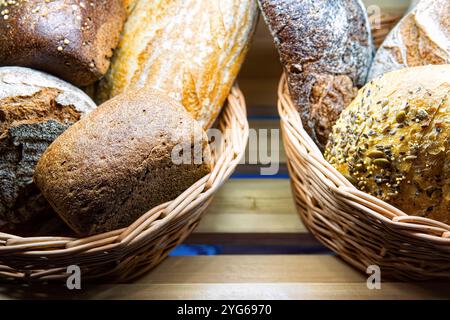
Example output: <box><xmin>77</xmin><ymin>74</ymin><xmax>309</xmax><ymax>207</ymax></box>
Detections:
<box><xmin>368</xmin><ymin>0</ymin><xmax>450</xmax><ymax>80</ymax></box>
<box><xmin>259</xmin><ymin>0</ymin><xmax>374</xmax><ymax>151</ymax></box>
<box><xmin>95</xmin><ymin>0</ymin><xmax>258</xmax><ymax>129</ymax></box>
<box><xmin>325</xmin><ymin>65</ymin><xmax>449</xmax><ymax>225</ymax></box>
<box><xmin>34</xmin><ymin>88</ymin><xmax>213</xmax><ymax>236</ymax></box>
<box><xmin>0</xmin><ymin>0</ymin><xmax>125</xmax><ymax>86</ymax></box>
<box><xmin>0</xmin><ymin>66</ymin><xmax>96</xmax><ymax>230</ymax></box>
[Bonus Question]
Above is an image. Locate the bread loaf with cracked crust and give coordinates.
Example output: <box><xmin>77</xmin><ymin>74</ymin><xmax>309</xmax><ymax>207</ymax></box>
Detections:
<box><xmin>368</xmin><ymin>0</ymin><xmax>450</xmax><ymax>80</ymax></box>
<box><xmin>95</xmin><ymin>0</ymin><xmax>258</xmax><ymax>129</ymax></box>
<box><xmin>0</xmin><ymin>0</ymin><xmax>125</xmax><ymax>86</ymax></box>
<box><xmin>258</xmin><ymin>0</ymin><xmax>374</xmax><ymax>151</ymax></box>
<box><xmin>325</xmin><ymin>65</ymin><xmax>449</xmax><ymax>225</ymax></box>
<box><xmin>0</xmin><ymin>67</ymin><xmax>96</xmax><ymax>230</ymax></box>
<box><xmin>34</xmin><ymin>88</ymin><xmax>212</xmax><ymax>236</ymax></box>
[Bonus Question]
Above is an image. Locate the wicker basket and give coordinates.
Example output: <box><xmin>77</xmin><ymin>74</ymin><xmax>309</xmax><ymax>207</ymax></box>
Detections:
<box><xmin>278</xmin><ymin>75</ymin><xmax>450</xmax><ymax>281</ymax></box>
<box><xmin>0</xmin><ymin>85</ymin><xmax>248</xmax><ymax>283</ymax></box>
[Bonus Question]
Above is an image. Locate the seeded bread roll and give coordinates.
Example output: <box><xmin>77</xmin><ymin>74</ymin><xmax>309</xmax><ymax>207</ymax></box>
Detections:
<box><xmin>0</xmin><ymin>0</ymin><xmax>125</xmax><ymax>86</ymax></box>
<box><xmin>258</xmin><ymin>0</ymin><xmax>374</xmax><ymax>151</ymax></box>
<box><xmin>96</xmin><ymin>0</ymin><xmax>258</xmax><ymax>129</ymax></box>
<box><xmin>325</xmin><ymin>65</ymin><xmax>449</xmax><ymax>225</ymax></box>
<box><xmin>34</xmin><ymin>88</ymin><xmax>212</xmax><ymax>236</ymax></box>
<box><xmin>0</xmin><ymin>67</ymin><xmax>96</xmax><ymax>230</ymax></box>
<box><xmin>368</xmin><ymin>0</ymin><xmax>450</xmax><ymax>80</ymax></box>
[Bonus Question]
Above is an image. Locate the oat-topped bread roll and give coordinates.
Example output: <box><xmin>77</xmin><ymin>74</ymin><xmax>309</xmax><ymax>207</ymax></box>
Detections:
<box><xmin>0</xmin><ymin>0</ymin><xmax>125</xmax><ymax>86</ymax></box>
<box><xmin>258</xmin><ymin>0</ymin><xmax>374</xmax><ymax>151</ymax></box>
<box><xmin>325</xmin><ymin>65</ymin><xmax>449</xmax><ymax>225</ymax></box>
<box><xmin>0</xmin><ymin>67</ymin><xmax>96</xmax><ymax>230</ymax></box>
<box><xmin>34</xmin><ymin>88</ymin><xmax>212</xmax><ymax>236</ymax></box>
<box><xmin>368</xmin><ymin>0</ymin><xmax>450</xmax><ymax>80</ymax></box>
<box><xmin>96</xmin><ymin>0</ymin><xmax>258</xmax><ymax>129</ymax></box>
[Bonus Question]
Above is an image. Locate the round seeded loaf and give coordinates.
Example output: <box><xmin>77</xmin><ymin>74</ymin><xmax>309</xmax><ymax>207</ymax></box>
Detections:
<box><xmin>34</xmin><ymin>88</ymin><xmax>213</xmax><ymax>236</ymax></box>
<box><xmin>325</xmin><ymin>65</ymin><xmax>449</xmax><ymax>225</ymax></box>
<box><xmin>0</xmin><ymin>66</ymin><xmax>96</xmax><ymax>231</ymax></box>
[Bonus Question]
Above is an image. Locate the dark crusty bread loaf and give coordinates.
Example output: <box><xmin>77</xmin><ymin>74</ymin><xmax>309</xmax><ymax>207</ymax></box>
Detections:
<box><xmin>0</xmin><ymin>67</ymin><xmax>96</xmax><ymax>230</ymax></box>
<box><xmin>258</xmin><ymin>0</ymin><xmax>374</xmax><ymax>151</ymax></box>
<box><xmin>0</xmin><ymin>0</ymin><xmax>125</xmax><ymax>86</ymax></box>
<box><xmin>34</xmin><ymin>88</ymin><xmax>213</xmax><ymax>236</ymax></box>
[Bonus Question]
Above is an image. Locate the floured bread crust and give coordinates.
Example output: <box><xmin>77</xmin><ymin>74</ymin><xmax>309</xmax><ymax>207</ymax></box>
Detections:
<box><xmin>368</xmin><ymin>0</ymin><xmax>450</xmax><ymax>80</ymax></box>
<box><xmin>259</xmin><ymin>0</ymin><xmax>374</xmax><ymax>151</ymax></box>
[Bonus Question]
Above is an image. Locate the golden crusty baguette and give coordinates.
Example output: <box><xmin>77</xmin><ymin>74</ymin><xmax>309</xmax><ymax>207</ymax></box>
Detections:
<box><xmin>97</xmin><ymin>0</ymin><xmax>258</xmax><ymax>128</ymax></box>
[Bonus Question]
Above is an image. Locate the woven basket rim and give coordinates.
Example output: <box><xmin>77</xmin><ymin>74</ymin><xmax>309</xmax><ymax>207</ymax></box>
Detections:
<box><xmin>0</xmin><ymin>85</ymin><xmax>249</xmax><ymax>281</ymax></box>
<box><xmin>278</xmin><ymin>73</ymin><xmax>450</xmax><ymax>245</ymax></box>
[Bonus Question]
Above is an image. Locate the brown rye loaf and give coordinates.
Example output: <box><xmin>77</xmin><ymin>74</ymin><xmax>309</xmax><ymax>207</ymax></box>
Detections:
<box><xmin>34</xmin><ymin>88</ymin><xmax>213</xmax><ymax>236</ymax></box>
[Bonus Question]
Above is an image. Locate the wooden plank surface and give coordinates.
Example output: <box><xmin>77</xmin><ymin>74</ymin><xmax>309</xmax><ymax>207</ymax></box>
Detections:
<box><xmin>1</xmin><ymin>255</ymin><xmax>448</xmax><ymax>300</ymax></box>
<box><xmin>195</xmin><ymin>179</ymin><xmax>300</xmax><ymax>234</ymax></box>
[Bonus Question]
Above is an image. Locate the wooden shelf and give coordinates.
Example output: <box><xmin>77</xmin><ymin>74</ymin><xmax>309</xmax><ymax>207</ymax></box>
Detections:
<box><xmin>1</xmin><ymin>255</ymin><xmax>448</xmax><ymax>300</ymax></box>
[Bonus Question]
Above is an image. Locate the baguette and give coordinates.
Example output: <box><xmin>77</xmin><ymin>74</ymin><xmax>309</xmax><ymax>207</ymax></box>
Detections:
<box><xmin>96</xmin><ymin>0</ymin><xmax>258</xmax><ymax>129</ymax></box>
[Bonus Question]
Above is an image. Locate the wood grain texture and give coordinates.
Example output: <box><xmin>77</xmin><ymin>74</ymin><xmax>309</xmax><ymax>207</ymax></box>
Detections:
<box><xmin>1</xmin><ymin>255</ymin><xmax>448</xmax><ymax>299</ymax></box>
<box><xmin>195</xmin><ymin>179</ymin><xmax>301</xmax><ymax>234</ymax></box>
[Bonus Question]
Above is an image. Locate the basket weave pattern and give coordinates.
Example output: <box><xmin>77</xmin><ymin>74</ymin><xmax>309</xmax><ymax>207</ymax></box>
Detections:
<box><xmin>278</xmin><ymin>75</ymin><xmax>450</xmax><ymax>280</ymax></box>
<box><xmin>0</xmin><ymin>86</ymin><xmax>249</xmax><ymax>283</ymax></box>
